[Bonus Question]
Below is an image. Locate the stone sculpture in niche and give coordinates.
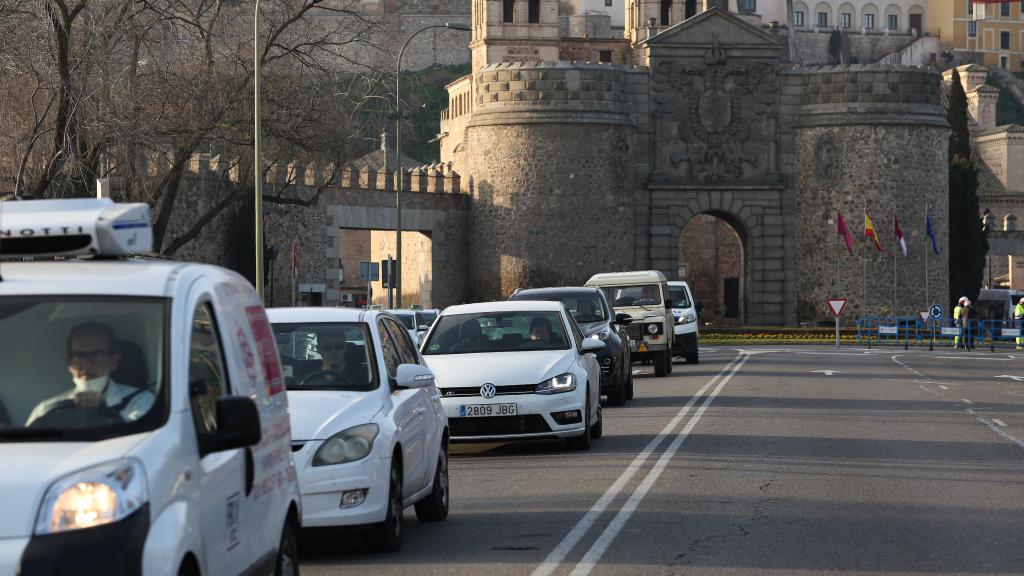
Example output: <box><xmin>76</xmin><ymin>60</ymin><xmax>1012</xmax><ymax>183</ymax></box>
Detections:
<box><xmin>815</xmin><ymin>135</ymin><xmax>839</xmax><ymax>182</ymax></box>
<box><xmin>652</xmin><ymin>33</ymin><xmax>778</xmax><ymax>184</ymax></box>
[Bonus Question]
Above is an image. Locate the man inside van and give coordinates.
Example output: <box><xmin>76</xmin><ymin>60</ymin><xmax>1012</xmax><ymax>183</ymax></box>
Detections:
<box><xmin>27</xmin><ymin>321</ymin><xmax>155</xmax><ymax>426</ymax></box>
<box><xmin>637</xmin><ymin>285</ymin><xmax>660</xmax><ymax>305</ymax></box>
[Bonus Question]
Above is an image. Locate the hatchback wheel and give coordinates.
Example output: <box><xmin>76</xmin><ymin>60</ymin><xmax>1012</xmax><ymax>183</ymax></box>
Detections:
<box><xmin>414</xmin><ymin>443</ymin><xmax>449</xmax><ymax>522</ymax></box>
<box><xmin>365</xmin><ymin>460</ymin><xmax>403</xmax><ymax>553</ymax></box>
<box><xmin>568</xmin><ymin>392</ymin><xmax>593</xmax><ymax>451</ymax></box>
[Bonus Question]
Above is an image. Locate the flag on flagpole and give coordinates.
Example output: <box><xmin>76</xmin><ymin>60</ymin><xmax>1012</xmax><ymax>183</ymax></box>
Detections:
<box><xmin>926</xmin><ymin>214</ymin><xmax>940</xmax><ymax>255</ymax></box>
<box><xmin>865</xmin><ymin>211</ymin><xmax>883</xmax><ymax>252</ymax></box>
<box><xmin>836</xmin><ymin>210</ymin><xmax>853</xmax><ymax>255</ymax></box>
<box><xmin>894</xmin><ymin>215</ymin><xmax>907</xmax><ymax>256</ymax></box>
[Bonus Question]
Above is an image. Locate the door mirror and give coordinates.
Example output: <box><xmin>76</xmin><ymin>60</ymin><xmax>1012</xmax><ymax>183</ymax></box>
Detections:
<box><xmin>581</xmin><ymin>339</ymin><xmax>605</xmax><ymax>352</ymax></box>
<box><xmin>696</xmin><ymin>300</ymin><xmax>705</xmax><ymax>313</ymax></box>
<box><xmin>396</xmin><ymin>363</ymin><xmax>434</xmax><ymax>389</ymax></box>
<box><xmin>614</xmin><ymin>313</ymin><xmax>633</xmax><ymax>325</ymax></box>
<box><xmin>198</xmin><ymin>396</ymin><xmax>262</xmax><ymax>456</ymax></box>
<box><xmin>664</xmin><ymin>299</ymin><xmax>674</xmax><ymax>309</ymax></box>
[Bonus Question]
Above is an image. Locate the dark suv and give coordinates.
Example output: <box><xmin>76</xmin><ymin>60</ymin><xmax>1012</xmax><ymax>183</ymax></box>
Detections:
<box><xmin>509</xmin><ymin>287</ymin><xmax>633</xmax><ymax>405</ymax></box>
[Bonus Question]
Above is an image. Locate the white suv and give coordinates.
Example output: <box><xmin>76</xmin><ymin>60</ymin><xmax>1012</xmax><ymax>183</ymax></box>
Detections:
<box><xmin>667</xmin><ymin>281</ymin><xmax>700</xmax><ymax>364</ymax></box>
<box><xmin>0</xmin><ymin>199</ymin><xmax>301</xmax><ymax>576</ymax></box>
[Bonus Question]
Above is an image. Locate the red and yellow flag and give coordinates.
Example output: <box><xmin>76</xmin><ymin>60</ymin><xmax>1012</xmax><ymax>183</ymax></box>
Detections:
<box><xmin>865</xmin><ymin>211</ymin><xmax>883</xmax><ymax>252</ymax></box>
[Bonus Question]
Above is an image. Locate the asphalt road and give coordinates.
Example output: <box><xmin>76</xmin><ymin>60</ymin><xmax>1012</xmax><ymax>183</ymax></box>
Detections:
<box><xmin>300</xmin><ymin>345</ymin><xmax>1024</xmax><ymax>575</ymax></box>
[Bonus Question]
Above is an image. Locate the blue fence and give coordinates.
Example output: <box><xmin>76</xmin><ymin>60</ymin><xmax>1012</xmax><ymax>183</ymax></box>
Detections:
<box><xmin>855</xmin><ymin>316</ymin><xmax>1024</xmax><ymax>350</ymax></box>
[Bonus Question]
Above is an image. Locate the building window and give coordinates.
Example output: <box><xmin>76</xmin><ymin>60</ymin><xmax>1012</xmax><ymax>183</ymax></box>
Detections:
<box><xmin>1002</xmin><ymin>2</ymin><xmax>1011</xmax><ymax>17</ymax></box>
<box><xmin>794</xmin><ymin>10</ymin><xmax>804</xmax><ymax>27</ymax></box>
<box><xmin>503</xmin><ymin>0</ymin><xmax>513</xmax><ymax>22</ymax></box>
<box><xmin>1001</xmin><ymin>55</ymin><xmax>1009</xmax><ymax>68</ymax></box>
<box><xmin>968</xmin><ymin>1</ymin><xmax>973</xmax><ymax>17</ymax></box>
<box><xmin>528</xmin><ymin>0</ymin><xmax>539</xmax><ymax>22</ymax></box>
<box><xmin>841</xmin><ymin>12</ymin><xmax>850</xmax><ymax>28</ymax></box>
<box><xmin>864</xmin><ymin>13</ymin><xmax>874</xmax><ymax>30</ymax></box>
<box><xmin>599</xmin><ymin>50</ymin><xmax>613</xmax><ymax>63</ymax></box>
<box><xmin>660</xmin><ymin>0</ymin><xmax>670</xmax><ymax>26</ymax></box>
<box><xmin>817</xmin><ymin>11</ymin><xmax>828</xmax><ymax>28</ymax></box>
<box><xmin>1002</xmin><ymin>30</ymin><xmax>1011</xmax><ymax>49</ymax></box>
<box><xmin>888</xmin><ymin>14</ymin><xmax>897</xmax><ymax>31</ymax></box>
<box><xmin>969</xmin><ymin>20</ymin><xmax>977</xmax><ymax>37</ymax></box>
<box><xmin>605</xmin><ymin>0</ymin><xmax>612</xmax><ymax>6</ymax></box>
<box><xmin>737</xmin><ymin>0</ymin><xmax>755</xmax><ymax>14</ymax></box>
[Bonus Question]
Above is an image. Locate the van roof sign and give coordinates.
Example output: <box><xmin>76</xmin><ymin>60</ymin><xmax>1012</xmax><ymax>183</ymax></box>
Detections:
<box><xmin>0</xmin><ymin>198</ymin><xmax>153</xmax><ymax>258</ymax></box>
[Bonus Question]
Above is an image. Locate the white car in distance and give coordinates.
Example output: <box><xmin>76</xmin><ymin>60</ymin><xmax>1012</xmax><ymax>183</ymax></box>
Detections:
<box><xmin>268</xmin><ymin>308</ymin><xmax>449</xmax><ymax>552</ymax></box>
<box><xmin>420</xmin><ymin>301</ymin><xmax>604</xmax><ymax>449</ymax></box>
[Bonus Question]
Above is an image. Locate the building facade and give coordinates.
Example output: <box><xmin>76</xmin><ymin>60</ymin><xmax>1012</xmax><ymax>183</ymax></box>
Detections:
<box><xmin>929</xmin><ymin>0</ymin><xmax>1024</xmax><ymax>71</ymax></box>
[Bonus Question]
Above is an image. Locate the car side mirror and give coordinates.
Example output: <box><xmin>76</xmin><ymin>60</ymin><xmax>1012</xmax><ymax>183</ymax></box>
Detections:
<box><xmin>696</xmin><ymin>300</ymin><xmax>704</xmax><ymax>313</ymax></box>
<box><xmin>198</xmin><ymin>396</ymin><xmax>262</xmax><ymax>456</ymax></box>
<box><xmin>664</xmin><ymin>299</ymin><xmax>674</xmax><ymax>309</ymax></box>
<box><xmin>581</xmin><ymin>339</ymin><xmax>604</xmax><ymax>352</ymax></box>
<box><xmin>615</xmin><ymin>313</ymin><xmax>633</xmax><ymax>325</ymax></box>
<box><xmin>396</xmin><ymin>363</ymin><xmax>434</xmax><ymax>389</ymax></box>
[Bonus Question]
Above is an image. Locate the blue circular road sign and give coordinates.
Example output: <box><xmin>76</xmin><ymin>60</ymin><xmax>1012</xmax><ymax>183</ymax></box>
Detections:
<box><xmin>929</xmin><ymin>304</ymin><xmax>943</xmax><ymax>319</ymax></box>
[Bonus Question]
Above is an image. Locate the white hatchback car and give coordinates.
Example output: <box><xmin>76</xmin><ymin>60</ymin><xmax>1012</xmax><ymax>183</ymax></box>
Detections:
<box><xmin>268</xmin><ymin>308</ymin><xmax>449</xmax><ymax>552</ymax></box>
<box><xmin>420</xmin><ymin>301</ymin><xmax>604</xmax><ymax>449</ymax></box>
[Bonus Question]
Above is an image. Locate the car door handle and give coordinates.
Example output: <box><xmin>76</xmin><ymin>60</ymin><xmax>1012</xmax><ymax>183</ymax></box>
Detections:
<box><xmin>413</xmin><ymin>407</ymin><xmax>427</xmax><ymax>415</ymax></box>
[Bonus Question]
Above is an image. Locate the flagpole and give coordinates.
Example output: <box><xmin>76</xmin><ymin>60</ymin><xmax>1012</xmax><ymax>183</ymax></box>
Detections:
<box><xmin>925</xmin><ymin>203</ymin><xmax>930</xmax><ymax>309</ymax></box>
<box><xmin>893</xmin><ymin>203</ymin><xmax>897</xmax><ymax>316</ymax></box>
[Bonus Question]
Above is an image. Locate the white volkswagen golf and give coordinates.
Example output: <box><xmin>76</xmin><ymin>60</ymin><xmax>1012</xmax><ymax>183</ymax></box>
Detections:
<box><xmin>420</xmin><ymin>301</ymin><xmax>604</xmax><ymax>449</ymax></box>
<box><xmin>268</xmin><ymin>308</ymin><xmax>449</xmax><ymax>552</ymax></box>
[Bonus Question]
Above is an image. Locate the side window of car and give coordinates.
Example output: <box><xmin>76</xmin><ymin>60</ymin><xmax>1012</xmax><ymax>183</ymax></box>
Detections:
<box><xmin>384</xmin><ymin>318</ymin><xmax>419</xmax><ymax>365</ymax></box>
<box><xmin>188</xmin><ymin>303</ymin><xmax>231</xmax><ymax>435</ymax></box>
<box><xmin>568</xmin><ymin>314</ymin><xmax>585</xmax><ymax>350</ymax></box>
<box><xmin>377</xmin><ymin>319</ymin><xmax>402</xmax><ymax>380</ymax></box>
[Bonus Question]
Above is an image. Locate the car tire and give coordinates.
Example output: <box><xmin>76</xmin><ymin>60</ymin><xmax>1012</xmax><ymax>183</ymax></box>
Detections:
<box><xmin>274</xmin><ymin>519</ymin><xmax>300</xmax><ymax>576</ymax></box>
<box><xmin>414</xmin><ymin>443</ymin><xmax>449</xmax><ymax>522</ymax></box>
<box><xmin>607</xmin><ymin>372</ymin><xmax>626</xmax><ymax>406</ymax></box>
<box><xmin>654</xmin><ymin>350</ymin><xmax>669</xmax><ymax>376</ymax></box>
<box><xmin>567</xmin><ymin>393</ymin><xmax>593</xmax><ymax>451</ymax></box>
<box><xmin>624</xmin><ymin>360</ymin><xmax>634</xmax><ymax>400</ymax></box>
<box><xmin>365</xmin><ymin>460</ymin><xmax>403</xmax><ymax>553</ymax></box>
<box><xmin>591</xmin><ymin>405</ymin><xmax>603</xmax><ymax>439</ymax></box>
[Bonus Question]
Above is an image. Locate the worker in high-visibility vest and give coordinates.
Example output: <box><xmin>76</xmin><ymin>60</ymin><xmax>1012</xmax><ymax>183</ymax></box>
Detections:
<box><xmin>953</xmin><ymin>297</ymin><xmax>970</xmax><ymax>349</ymax></box>
<box><xmin>1015</xmin><ymin>297</ymin><xmax>1024</xmax><ymax>350</ymax></box>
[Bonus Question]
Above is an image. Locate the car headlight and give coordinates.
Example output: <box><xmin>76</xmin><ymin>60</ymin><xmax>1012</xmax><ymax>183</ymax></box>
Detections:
<box><xmin>313</xmin><ymin>423</ymin><xmax>379</xmax><ymax>466</ymax></box>
<box><xmin>591</xmin><ymin>330</ymin><xmax>610</xmax><ymax>341</ymax></box>
<box><xmin>646</xmin><ymin>323</ymin><xmax>662</xmax><ymax>335</ymax></box>
<box><xmin>676</xmin><ymin>312</ymin><xmax>696</xmax><ymax>324</ymax></box>
<box><xmin>535</xmin><ymin>373</ymin><xmax>576</xmax><ymax>395</ymax></box>
<box><xmin>35</xmin><ymin>459</ymin><xmax>148</xmax><ymax>535</ymax></box>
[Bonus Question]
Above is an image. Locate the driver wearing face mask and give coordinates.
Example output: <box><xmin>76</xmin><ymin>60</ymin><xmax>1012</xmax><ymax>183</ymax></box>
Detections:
<box><xmin>26</xmin><ymin>321</ymin><xmax>155</xmax><ymax>426</ymax></box>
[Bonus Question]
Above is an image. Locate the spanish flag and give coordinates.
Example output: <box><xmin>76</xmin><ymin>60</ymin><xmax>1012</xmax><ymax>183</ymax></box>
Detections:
<box><xmin>865</xmin><ymin>211</ymin><xmax>883</xmax><ymax>252</ymax></box>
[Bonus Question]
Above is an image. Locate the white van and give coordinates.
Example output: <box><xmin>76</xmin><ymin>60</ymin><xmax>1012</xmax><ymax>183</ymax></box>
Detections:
<box><xmin>0</xmin><ymin>199</ymin><xmax>301</xmax><ymax>576</ymax></box>
<box><xmin>667</xmin><ymin>281</ymin><xmax>700</xmax><ymax>364</ymax></box>
<box><xmin>586</xmin><ymin>271</ymin><xmax>675</xmax><ymax>377</ymax></box>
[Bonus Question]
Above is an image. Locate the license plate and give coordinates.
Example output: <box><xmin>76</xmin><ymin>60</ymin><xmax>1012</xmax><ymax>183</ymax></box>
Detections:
<box><xmin>460</xmin><ymin>403</ymin><xmax>517</xmax><ymax>417</ymax></box>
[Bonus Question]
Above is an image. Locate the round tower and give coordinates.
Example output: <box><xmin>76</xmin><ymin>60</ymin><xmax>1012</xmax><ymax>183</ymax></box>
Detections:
<box><xmin>463</xmin><ymin>61</ymin><xmax>644</xmax><ymax>300</ymax></box>
<box><xmin>794</xmin><ymin>65</ymin><xmax>949</xmax><ymax>319</ymax></box>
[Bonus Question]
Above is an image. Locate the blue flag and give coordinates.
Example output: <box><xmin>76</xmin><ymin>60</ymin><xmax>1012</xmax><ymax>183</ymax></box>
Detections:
<box><xmin>926</xmin><ymin>215</ymin><xmax>939</xmax><ymax>255</ymax></box>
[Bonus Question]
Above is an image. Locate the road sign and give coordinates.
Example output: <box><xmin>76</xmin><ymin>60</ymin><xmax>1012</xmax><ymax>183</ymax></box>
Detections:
<box><xmin>878</xmin><ymin>326</ymin><xmax>898</xmax><ymax>335</ymax></box>
<box><xmin>930</xmin><ymin>304</ymin><xmax>943</xmax><ymax>320</ymax></box>
<box><xmin>827</xmin><ymin>299</ymin><xmax>847</xmax><ymax>317</ymax></box>
<box><xmin>359</xmin><ymin>261</ymin><xmax>379</xmax><ymax>282</ymax></box>
<box><xmin>940</xmin><ymin>327</ymin><xmax>960</xmax><ymax>336</ymax></box>
<box><xmin>381</xmin><ymin>258</ymin><xmax>396</xmax><ymax>289</ymax></box>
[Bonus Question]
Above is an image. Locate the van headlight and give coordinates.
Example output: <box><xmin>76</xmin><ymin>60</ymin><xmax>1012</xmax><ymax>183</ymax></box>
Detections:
<box><xmin>35</xmin><ymin>459</ymin><xmax>148</xmax><ymax>535</ymax></box>
<box><xmin>646</xmin><ymin>323</ymin><xmax>662</xmax><ymax>335</ymax></box>
<box><xmin>676</xmin><ymin>312</ymin><xmax>696</xmax><ymax>324</ymax></box>
<box><xmin>535</xmin><ymin>373</ymin><xmax>576</xmax><ymax>395</ymax></box>
<box><xmin>313</xmin><ymin>423</ymin><xmax>379</xmax><ymax>466</ymax></box>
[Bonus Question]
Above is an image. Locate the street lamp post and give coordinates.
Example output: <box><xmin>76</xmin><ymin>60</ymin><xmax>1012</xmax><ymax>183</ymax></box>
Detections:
<box><xmin>254</xmin><ymin>0</ymin><xmax>265</xmax><ymax>301</ymax></box>
<box><xmin>394</xmin><ymin>21</ymin><xmax>470</xmax><ymax>308</ymax></box>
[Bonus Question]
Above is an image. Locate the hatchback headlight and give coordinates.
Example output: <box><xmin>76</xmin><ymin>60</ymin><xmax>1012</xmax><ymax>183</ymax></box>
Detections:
<box><xmin>536</xmin><ymin>373</ymin><xmax>576</xmax><ymax>395</ymax></box>
<box><xmin>591</xmin><ymin>330</ymin><xmax>610</xmax><ymax>341</ymax></box>
<box><xmin>313</xmin><ymin>423</ymin><xmax>379</xmax><ymax>466</ymax></box>
<box><xmin>35</xmin><ymin>459</ymin><xmax>148</xmax><ymax>535</ymax></box>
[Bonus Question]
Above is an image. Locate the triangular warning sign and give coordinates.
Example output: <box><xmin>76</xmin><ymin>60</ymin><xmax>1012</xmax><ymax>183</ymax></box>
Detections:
<box><xmin>827</xmin><ymin>299</ymin><xmax>847</xmax><ymax>317</ymax></box>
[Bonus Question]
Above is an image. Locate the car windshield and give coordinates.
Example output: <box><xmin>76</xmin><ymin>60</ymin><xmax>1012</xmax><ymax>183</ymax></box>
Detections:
<box><xmin>271</xmin><ymin>322</ymin><xmax>377</xmax><ymax>391</ymax></box>
<box><xmin>602</xmin><ymin>284</ymin><xmax>663</xmax><ymax>307</ymax></box>
<box><xmin>423</xmin><ymin>311</ymin><xmax>570</xmax><ymax>354</ymax></box>
<box><xmin>668</xmin><ymin>286</ymin><xmax>691</xmax><ymax>308</ymax></box>
<box><xmin>0</xmin><ymin>297</ymin><xmax>167</xmax><ymax>442</ymax></box>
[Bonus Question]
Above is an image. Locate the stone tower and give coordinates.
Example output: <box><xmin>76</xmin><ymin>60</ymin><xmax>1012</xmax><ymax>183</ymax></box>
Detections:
<box><xmin>470</xmin><ymin>0</ymin><xmax>560</xmax><ymax>72</ymax></box>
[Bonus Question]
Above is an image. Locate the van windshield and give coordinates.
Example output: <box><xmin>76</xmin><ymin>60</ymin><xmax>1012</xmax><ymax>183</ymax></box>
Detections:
<box><xmin>271</xmin><ymin>322</ymin><xmax>378</xmax><ymax>391</ymax></box>
<box><xmin>0</xmin><ymin>297</ymin><xmax>168</xmax><ymax>442</ymax></box>
<box><xmin>668</xmin><ymin>286</ymin><xmax>691</xmax><ymax>308</ymax></box>
<box><xmin>601</xmin><ymin>284</ymin><xmax>663</xmax><ymax>308</ymax></box>
<box><xmin>423</xmin><ymin>311</ymin><xmax>570</xmax><ymax>354</ymax></box>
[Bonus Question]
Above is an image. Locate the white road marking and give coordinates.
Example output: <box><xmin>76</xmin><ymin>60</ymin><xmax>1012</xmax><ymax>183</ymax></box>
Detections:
<box><xmin>993</xmin><ymin>419</ymin><xmax>1008</xmax><ymax>427</ymax></box>
<box><xmin>812</xmin><ymin>370</ymin><xmax>841</xmax><ymax>376</ymax></box>
<box><xmin>974</xmin><ymin>416</ymin><xmax>1024</xmax><ymax>450</ymax></box>
<box><xmin>995</xmin><ymin>375</ymin><xmax>1024</xmax><ymax>382</ymax></box>
<box><xmin>962</xmin><ymin>399</ymin><xmax>974</xmax><ymax>405</ymax></box>
<box><xmin>939</xmin><ymin>385</ymin><xmax>949</xmax><ymax>390</ymax></box>
<box><xmin>934</xmin><ymin>356</ymin><xmax>1013</xmax><ymax>361</ymax></box>
<box><xmin>565</xmin><ymin>353</ymin><xmax>751</xmax><ymax>576</ymax></box>
<box><xmin>529</xmin><ymin>353</ymin><xmax>747</xmax><ymax>576</ymax></box>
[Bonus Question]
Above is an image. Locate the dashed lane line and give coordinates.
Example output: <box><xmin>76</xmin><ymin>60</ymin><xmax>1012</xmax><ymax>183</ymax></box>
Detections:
<box><xmin>993</xmin><ymin>419</ymin><xmax>1008</xmax><ymax>427</ymax></box>
<box><xmin>962</xmin><ymin>399</ymin><xmax>974</xmax><ymax>405</ymax></box>
<box><xmin>529</xmin><ymin>353</ymin><xmax>747</xmax><ymax>576</ymax></box>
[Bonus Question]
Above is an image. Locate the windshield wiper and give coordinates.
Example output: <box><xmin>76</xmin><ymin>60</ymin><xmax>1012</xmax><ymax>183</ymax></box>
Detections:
<box><xmin>0</xmin><ymin>428</ymin><xmax>66</xmax><ymax>440</ymax></box>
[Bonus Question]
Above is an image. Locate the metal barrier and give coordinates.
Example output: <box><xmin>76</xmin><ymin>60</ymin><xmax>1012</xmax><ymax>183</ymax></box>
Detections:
<box><xmin>855</xmin><ymin>316</ymin><xmax>1024</xmax><ymax>350</ymax></box>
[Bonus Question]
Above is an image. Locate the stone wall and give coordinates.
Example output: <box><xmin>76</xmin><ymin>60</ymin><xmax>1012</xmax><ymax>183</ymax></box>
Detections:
<box><xmin>794</xmin><ymin>66</ymin><xmax>949</xmax><ymax>321</ymax></box>
<box><xmin>791</xmin><ymin>29</ymin><xmax>922</xmax><ymax>66</ymax></box>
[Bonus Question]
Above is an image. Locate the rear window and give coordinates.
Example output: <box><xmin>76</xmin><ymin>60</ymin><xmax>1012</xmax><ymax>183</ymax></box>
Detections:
<box><xmin>512</xmin><ymin>293</ymin><xmax>607</xmax><ymax>324</ymax></box>
<box><xmin>392</xmin><ymin>314</ymin><xmax>415</xmax><ymax>329</ymax></box>
<box><xmin>423</xmin><ymin>311</ymin><xmax>570</xmax><ymax>354</ymax></box>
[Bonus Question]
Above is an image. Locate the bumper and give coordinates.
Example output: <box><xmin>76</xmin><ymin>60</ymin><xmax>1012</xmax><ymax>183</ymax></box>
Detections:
<box><xmin>672</xmin><ymin>330</ymin><xmax>698</xmax><ymax>354</ymax></box>
<box><xmin>293</xmin><ymin>442</ymin><xmax>390</xmax><ymax>528</ymax></box>
<box><xmin>441</xmin><ymin>393</ymin><xmax>586</xmax><ymax>442</ymax></box>
<box><xmin>0</xmin><ymin>537</ymin><xmax>28</xmax><ymax>576</ymax></box>
<box><xmin>19</xmin><ymin>505</ymin><xmax>149</xmax><ymax>576</ymax></box>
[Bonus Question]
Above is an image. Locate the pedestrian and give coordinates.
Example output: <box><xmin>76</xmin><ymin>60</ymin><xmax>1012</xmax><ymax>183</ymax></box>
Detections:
<box><xmin>953</xmin><ymin>297</ymin><xmax>968</xmax><ymax>350</ymax></box>
<box><xmin>1015</xmin><ymin>297</ymin><xmax>1024</xmax><ymax>350</ymax></box>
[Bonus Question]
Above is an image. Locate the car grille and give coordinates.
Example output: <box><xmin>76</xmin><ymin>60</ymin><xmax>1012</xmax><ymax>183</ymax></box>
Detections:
<box><xmin>626</xmin><ymin>323</ymin><xmax>643</xmax><ymax>341</ymax></box>
<box><xmin>449</xmin><ymin>415</ymin><xmax>552</xmax><ymax>437</ymax></box>
<box><xmin>440</xmin><ymin>384</ymin><xmax>538</xmax><ymax>398</ymax></box>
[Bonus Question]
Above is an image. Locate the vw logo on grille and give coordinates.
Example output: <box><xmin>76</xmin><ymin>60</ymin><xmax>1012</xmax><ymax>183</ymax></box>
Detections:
<box><xmin>479</xmin><ymin>383</ymin><xmax>497</xmax><ymax>398</ymax></box>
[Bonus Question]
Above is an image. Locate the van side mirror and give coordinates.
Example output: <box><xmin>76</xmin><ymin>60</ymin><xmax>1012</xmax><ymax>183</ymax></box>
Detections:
<box><xmin>614</xmin><ymin>313</ymin><xmax>633</xmax><ymax>325</ymax></box>
<box><xmin>664</xmin><ymin>299</ymin><xmax>674</xmax><ymax>309</ymax></box>
<box><xmin>198</xmin><ymin>396</ymin><xmax>262</xmax><ymax>456</ymax></box>
<box><xmin>696</xmin><ymin>300</ymin><xmax>704</xmax><ymax>313</ymax></box>
<box><xmin>396</xmin><ymin>363</ymin><xmax>434</xmax><ymax>389</ymax></box>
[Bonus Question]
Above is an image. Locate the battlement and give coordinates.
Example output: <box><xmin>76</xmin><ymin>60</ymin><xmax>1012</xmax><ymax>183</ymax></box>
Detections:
<box><xmin>473</xmin><ymin>60</ymin><xmax>647</xmax><ymax>112</ymax></box>
<box><xmin>797</xmin><ymin>64</ymin><xmax>946</xmax><ymax>128</ymax></box>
